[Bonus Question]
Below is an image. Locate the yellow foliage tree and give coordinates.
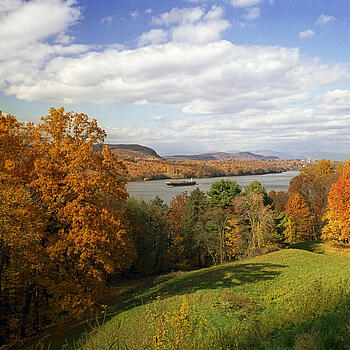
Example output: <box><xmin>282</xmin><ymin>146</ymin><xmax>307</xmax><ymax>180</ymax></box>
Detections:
<box><xmin>224</xmin><ymin>218</ymin><xmax>242</xmax><ymax>260</ymax></box>
<box><xmin>285</xmin><ymin>193</ymin><xmax>314</xmax><ymax>242</ymax></box>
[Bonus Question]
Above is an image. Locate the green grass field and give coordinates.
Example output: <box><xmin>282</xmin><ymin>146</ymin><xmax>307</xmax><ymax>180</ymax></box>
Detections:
<box><xmin>64</xmin><ymin>245</ymin><xmax>350</xmax><ymax>350</ymax></box>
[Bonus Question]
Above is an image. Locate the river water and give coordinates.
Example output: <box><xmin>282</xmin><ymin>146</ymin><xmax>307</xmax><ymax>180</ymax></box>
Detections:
<box><xmin>127</xmin><ymin>170</ymin><xmax>299</xmax><ymax>203</ymax></box>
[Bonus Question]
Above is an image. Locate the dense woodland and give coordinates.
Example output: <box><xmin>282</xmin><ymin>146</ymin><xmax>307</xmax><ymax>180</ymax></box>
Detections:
<box><xmin>113</xmin><ymin>151</ymin><xmax>302</xmax><ymax>181</ymax></box>
<box><xmin>0</xmin><ymin>108</ymin><xmax>349</xmax><ymax>346</ymax></box>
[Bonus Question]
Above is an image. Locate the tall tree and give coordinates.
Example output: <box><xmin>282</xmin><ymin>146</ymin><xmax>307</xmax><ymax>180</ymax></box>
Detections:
<box><xmin>168</xmin><ymin>192</ymin><xmax>188</xmax><ymax>268</ymax></box>
<box><xmin>232</xmin><ymin>192</ymin><xmax>277</xmax><ymax>255</ymax></box>
<box><xmin>285</xmin><ymin>193</ymin><xmax>314</xmax><ymax>242</ymax></box>
<box><xmin>288</xmin><ymin>159</ymin><xmax>338</xmax><ymax>238</ymax></box>
<box><xmin>0</xmin><ymin>108</ymin><xmax>136</xmax><ymax>342</ymax></box>
<box><xmin>322</xmin><ymin>167</ymin><xmax>350</xmax><ymax>244</ymax></box>
<box><xmin>182</xmin><ymin>188</ymin><xmax>208</xmax><ymax>268</ymax></box>
<box><xmin>245</xmin><ymin>181</ymin><xmax>273</xmax><ymax>206</ymax></box>
<box><xmin>196</xmin><ymin>207</ymin><xmax>231</xmax><ymax>265</ymax></box>
<box><xmin>207</xmin><ymin>179</ymin><xmax>242</xmax><ymax>209</ymax></box>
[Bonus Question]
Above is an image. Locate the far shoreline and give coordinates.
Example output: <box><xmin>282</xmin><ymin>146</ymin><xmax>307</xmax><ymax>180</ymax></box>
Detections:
<box><xmin>126</xmin><ymin>168</ymin><xmax>297</xmax><ymax>184</ymax></box>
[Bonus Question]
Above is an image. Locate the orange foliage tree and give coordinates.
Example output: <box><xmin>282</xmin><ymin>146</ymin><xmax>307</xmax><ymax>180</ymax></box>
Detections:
<box><xmin>322</xmin><ymin>167</ymin><xmax>350</xmax><ymax>244</ymax></box>
<box><xmin>285</xmin><ymin>193</ymin><xmax>315</xmax><ymax>242</ymax></box>
<box><xmin>288</xmin><ymin>159</ymin><xmax>338</xmax><ymax>238</ymax></box>
<box><xmin>0</xmin><ymin>108</ymin><xmax>136</xmax><ymax>343</ymax></box>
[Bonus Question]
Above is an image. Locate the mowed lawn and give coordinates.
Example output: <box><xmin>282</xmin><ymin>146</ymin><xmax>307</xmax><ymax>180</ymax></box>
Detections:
<box><xmin>72</xmin><ymin>246</ymin><xmax>350</xmax><ymax>350</ymax></box>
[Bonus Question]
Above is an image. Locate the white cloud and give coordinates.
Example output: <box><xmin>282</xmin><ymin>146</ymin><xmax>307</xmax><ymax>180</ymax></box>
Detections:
<box><xmin>242</xmin><ymin>7</ymin><xmax>260</xmax><ymax>21</ymax></box>
<box><xmin>150</xmin><ymin>6</ymin><xmax>230</xmax><ymax>45</ymax></box>
<box><xmin>316</xmin><ymin>89</ymin><xmax>350</xmax><ymax>115</ymax></box>
<box><xmin>0</xmin><ymin>0</ymin><xmax>88</xmax><ymax>94</ymax></box>
<box><xmin>152</xmin><ymin>7</ymin><xmax>204</xmax><ymax>26</ymax></box>
<box><xmin>230</xmin><ymin>0</ymin><xmax>261</xmax><ymax>8</ymax></box>
<box><xmin>54</xmin><ymin>32</ymin><xmax>74</xmax><ymax>45</ymax></box>
<box><xmin>145</xmin><ymin>9</ymin><xmax>152</xmax><ymax>14</ymax></box>
<box><xmin>5</xmin><ymin>40</ymin><xmax>348</xmax><ymax>116</ymax></box>
<box><xmin>100</xmin><ymin>15</ymin><xmax>113</xmax><ymax>24</ymax></box>
<box><xmin>172</xmin><ymin>7</ymin><xmax>230</xmax><ymax>44</ymax></box>
<box><xmin>0</xmin><ymin>0</ymin><xmax>80</xmax><ymax>45</ymax></box>
<box><xmin>316</xmin><ymin>14</ymin><xmax>336</xmax><ymax>25</ymax></box>
<box><xmin>299</xmin><ymin>29</ymin><xmax>315</xmax><ymax>39</ymax></box>
<box><xmin>138</xmin><ymin>29</ymin><xmax>168</xmax><ymax>47</ymax></box>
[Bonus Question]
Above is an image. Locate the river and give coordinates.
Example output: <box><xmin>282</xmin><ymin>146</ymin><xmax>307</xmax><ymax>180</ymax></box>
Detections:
<box><xmin>127</xmin><ymin>170</ymin><xmax>299</xmax><ymax>203</ymax></box>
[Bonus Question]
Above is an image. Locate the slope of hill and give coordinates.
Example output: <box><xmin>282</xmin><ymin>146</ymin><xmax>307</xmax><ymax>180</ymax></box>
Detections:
<box><xmin>75</xmin><ymin>248</ymin><xmax>350</xmax><ymax>350</ymax></box>
<box><xmin>107</xmin><ymin>144</ymin><xmax>161</xmax><ymax>158</ymax></box>
<box><xmin>96</xmin><ymin>144</ymin><xmax>161</xmax><ymax>159</ymax></box>
<box><xmin>165</xmin><ymin>151</ymin><xmax>278</xmax><ymax>161</ymax></box>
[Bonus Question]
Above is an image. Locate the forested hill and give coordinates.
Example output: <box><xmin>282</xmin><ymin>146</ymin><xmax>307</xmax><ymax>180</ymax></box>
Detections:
<box><xmin>96</xmin><ymin>146</ymin><xmax>279</xmax><ymax>161</ymax></box>
<box><xmin>165</xmin><ymin>151</ymin><xmax>279</xmax><ymax>161</ymax></box>
<box><xmin>98</xmin><ymin>144</ymin><xmax>162</xmax><ymax>158</ymax></box>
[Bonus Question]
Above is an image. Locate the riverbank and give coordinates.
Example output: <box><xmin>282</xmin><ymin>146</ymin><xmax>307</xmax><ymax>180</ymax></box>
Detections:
<box><xmin>129</xmin><ymin>168</ymin><xmax>287</xmax><ymax>183</ymax></box>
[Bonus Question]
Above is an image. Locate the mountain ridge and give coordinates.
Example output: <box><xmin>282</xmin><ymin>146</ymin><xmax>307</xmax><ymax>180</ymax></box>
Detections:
<box><xmin>164</xmin><ymin>151</ymin><xmax>278</xmax><ymax>161</ymax></box>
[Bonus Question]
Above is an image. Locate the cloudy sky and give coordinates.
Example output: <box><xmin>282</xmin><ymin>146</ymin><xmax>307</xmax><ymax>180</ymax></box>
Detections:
<box><xmin>1</xmin><ymin>0</ymin><xmax>350</xmax><ymax>156</ymax></box>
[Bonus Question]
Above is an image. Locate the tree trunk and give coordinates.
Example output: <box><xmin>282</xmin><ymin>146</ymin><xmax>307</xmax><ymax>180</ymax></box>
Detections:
<box><xmin>19</xmin><ymin>282</ymin><xmax>34</xmax><ymax>339</ymax></box>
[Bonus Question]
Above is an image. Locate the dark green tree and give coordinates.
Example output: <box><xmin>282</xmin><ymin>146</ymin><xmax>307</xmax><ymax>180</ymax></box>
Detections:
<box><xmin>207</xmin><ymin>179</ymin><xmax>242</xmax><ymax>209</ymax></box>
<box><xmin>182</xmin><ymin>188</ymin><xmax>208</xmax><ymax>268</ymax></box>
<box><xmin>125</xmin><ymin>198</ymin><xmax>171</xmax><ymax>275</ymax></box>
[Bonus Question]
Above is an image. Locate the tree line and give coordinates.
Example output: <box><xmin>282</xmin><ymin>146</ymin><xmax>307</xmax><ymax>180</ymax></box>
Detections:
<box><xmin>119</xmin><ymin>155</ymin><xmax>301</xmax><ymax>181</ymax></box>
<box><xmin>0</xmin><ymin>108</ymin><xmax>349</xmax><ymax>346</ymax></box>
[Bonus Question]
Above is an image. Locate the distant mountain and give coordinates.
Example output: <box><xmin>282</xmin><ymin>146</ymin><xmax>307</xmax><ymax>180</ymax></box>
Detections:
<box><xmin>97</xmin><ymin>144</ymin><xmax>161</xmax><ymax>159</ymax></box>
<box><xmin>252</xmin><ymin>150</ymin><xmax>306</xmax><ymax>160</ymax></box>
<box><xmin>253</xmin><ymin>150</ymin><xmax>350</xmax><ymax>161</ymax></box>
<box><xmin>165</xmin><ymin>151</ymin><xmax>278</xmax><ymax>161</ymax></box>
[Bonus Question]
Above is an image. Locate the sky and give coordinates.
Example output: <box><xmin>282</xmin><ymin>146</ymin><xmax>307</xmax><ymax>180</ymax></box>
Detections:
<box><xmin>1</xmin><ymin>0</ymin><xmax>350</xmax><ymax>157</ymax></box>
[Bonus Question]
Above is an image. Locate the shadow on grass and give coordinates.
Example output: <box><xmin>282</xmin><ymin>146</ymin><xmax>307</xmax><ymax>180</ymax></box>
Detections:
<box><xmin>46</xmin><ymin>262</ymin><xmax>286</xmax><ymax>349</ymax></box>
<box><xmin>114</xmin><ymin>262</ymin><xmax>286</xmax><ymax>313</ymax></box>
<box><xmin>288</xmin><ymin>241</ymin><xmax>325</xmax><ymax>254</ymax></box>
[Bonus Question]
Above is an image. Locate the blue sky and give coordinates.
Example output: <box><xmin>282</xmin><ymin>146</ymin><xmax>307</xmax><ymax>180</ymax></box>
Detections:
<box><xmin>1</xmin><ymin>0</ymin><xmax>350</xmax><ymax>156</ymax></box>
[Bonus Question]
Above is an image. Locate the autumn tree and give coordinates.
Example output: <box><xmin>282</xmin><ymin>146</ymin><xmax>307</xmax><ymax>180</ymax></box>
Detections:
<box><xmin>288</xmin><ymin>159</ymin><xmax>338</xmax><ymax>238</ymax></box>
<box><xmin>285</xmin><ymin>193</ymin><xmax>314</xmax><ymax>242</ymax></box>
<box><xmin>245</xmin><ymin>181</ymin><xmax>273</xmax><ymax>206</ymax></box>
<box><xmin>195</xmin><ymin>207</ymin><xmax>231</xmax><ymax>265</ymax></box>
<box><xmin>0</xmin><ymin>108</ymin><xmax>136</xmax><ymax>343</ymax></box>
<box><xmin>224</xmin><ymin>218</ymin><xmax>243</xmax><ymax>260</ymax></box>
<box><xmin>268</xmin><ymin>190</ymin><xmax>289</xmax><ymax>212</ymax></box>
<box><xmin>232</xmin><ymin>192</ymin><xmax>277</xmax><ymax>255</ymax></box>
<box><xmin>322</xmin><ymin>167</ymin><xmax>350</xmax><ymax>244</ymax></box>
<box><xmin>0</xmin><ymin>112</ymin><xmax>46</xmax><ymax>341</ymax></box>
<box><xmin>29</xmin><ymin>108</ymin><xmax>136</xmax><ymax>312</ymax></box>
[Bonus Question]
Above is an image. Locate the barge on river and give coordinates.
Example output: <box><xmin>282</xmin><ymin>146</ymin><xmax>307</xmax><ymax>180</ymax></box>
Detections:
<box><xmin>166</xmin><ymin>179</ymin><xmax>196</xmax><ymax>187</ymax></box>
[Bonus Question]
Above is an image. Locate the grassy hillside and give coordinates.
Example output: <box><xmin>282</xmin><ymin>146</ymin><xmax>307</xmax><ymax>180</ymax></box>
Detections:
<box><xmin>70</xmin><ymin>248</ymin><xmax>350</xmax><ymax>350</ymax></box>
